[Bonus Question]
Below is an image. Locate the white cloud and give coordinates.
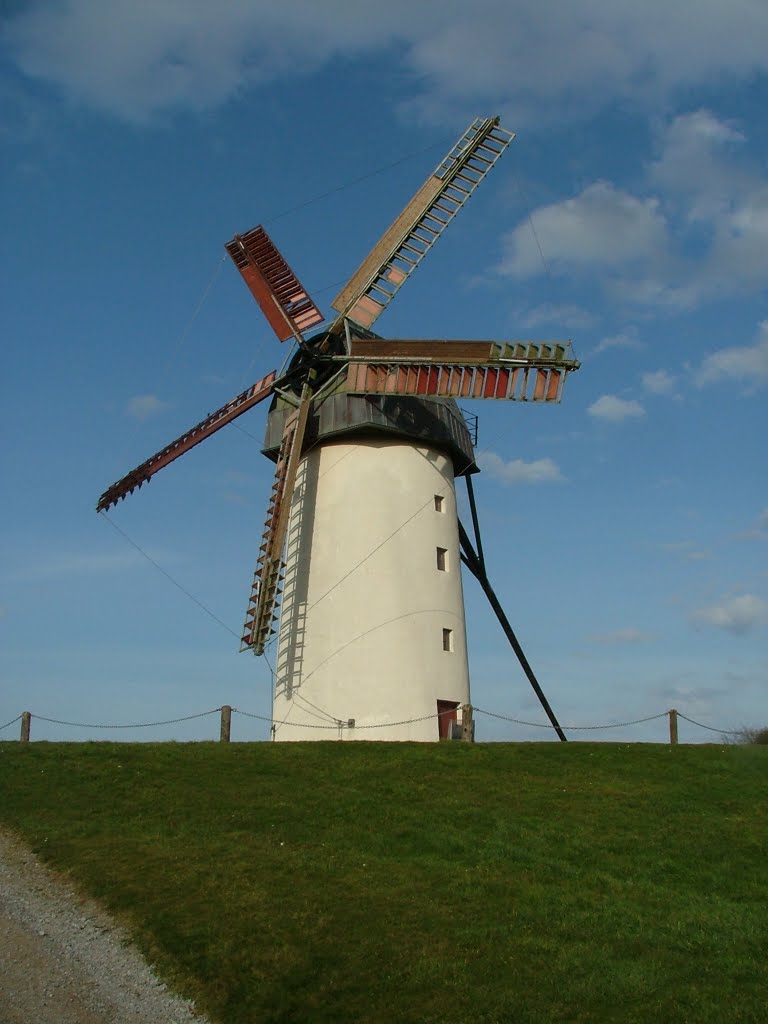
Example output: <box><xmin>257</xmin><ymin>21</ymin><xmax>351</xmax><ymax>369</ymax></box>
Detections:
<box><xmin>609</xmin><ymin>278</ymin><xmax>702</xmax><ymax>311</ymax></box>
<box><xmin>478</xmin><ymin>452</ymin><xmax>564</xmax><ymax>484</ymax></box>
<box><xmin>693</xmin><ymin>594</ymin><xmax>768</xmax><ymax>634</ymax></box>
<box><xmin>712</xmin><ymin>188</ymin><xmax>768</xmax><ymax>286</ymax></box>
<box><xmin>696</xmin><ymin>321</ymin><xmax>768</xmax><ymax>389</ymax></box>
<box><xmin>4</xmin><ymin>0</ymin><xmax>380</xmax><ymax>121</ymax></box>
<box><xmin>592</xmin><ymin>330</ymin><xmax>642</xmax><ymax>355</ymax></box>
<box><xmin>498</xmin><ymin>182</ymin><xmax>669</xmax><ymax>278</ymax></box>
<box><xmin>497</xmin><ymin>108</ymin><xmax>768</xmax><ymax>312</ymax></box>
<box><xmin>126</xmin><ymin>394</ymin><xmax>169</xmax><ymax>420</ymax></box>
<box><xmin>648</xmin><ymin>111</ymin><xmax>768</xmax><ymax>296</ymax></box>
<box><xmin>641</xmin><ymin>369</ymin><xmax>676</xmax><ymax>395</ymax></box>
<box><xmin>587</xmin><ymin>394</ymin><xmax>645</xmax><ymax>422</ymax></box>
<box><xmin>653</xmin><ymin>113</ymin><xmax>768</xmax><ymax>289</ymax></box>
<box><xmin>6</xmin><ymin>1</ymin><xmax>768</xmax><ymax>122</ymax></box>
<box><xmin>650</xmin><ymin>109</ymin><xmax>746</xmax><ymax>208</ymax></box>
<box><xmin>518</xmin><ymin>303</ymin><xmax>597</xmax><ymax>330</ymax></box>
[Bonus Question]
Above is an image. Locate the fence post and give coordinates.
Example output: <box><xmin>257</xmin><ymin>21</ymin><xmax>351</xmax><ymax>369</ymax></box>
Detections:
<box><xmin>461</xmin><ymin>704</ymin><xmax>474</xmax><ymax>743</ymax></box>
<box><xmin>220</xmin><ymin>705</ymin><xmax>232</xmax><ymax>743</ymax></box>
<box><xmin>668</xmin><ymin>708</ymin><xmax>678</xmax><ymax>746</ymax></box>
<box><xmin>20</xmin><ymin>712</ymin><xmax>31</xmax><ymax>743</ymax></box>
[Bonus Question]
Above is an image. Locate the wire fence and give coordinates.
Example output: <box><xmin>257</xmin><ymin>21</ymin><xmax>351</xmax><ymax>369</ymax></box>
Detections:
<box><xmin>0</xmin><ymin>705</ymin><xmax>752</xmax><ymax>744</ymax></box>
<box><xmin>473</xmin><ymin>708</ymin><xmax>671</xmax><ymax>731</ymax></box>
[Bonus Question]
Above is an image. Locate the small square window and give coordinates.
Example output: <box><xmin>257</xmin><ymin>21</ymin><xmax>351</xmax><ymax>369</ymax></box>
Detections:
<box><xmin>442</xmin><ymin>627</ymin><xmax>454</xmax><ymax>652</ymax></box>
<box><xmin>434</xmin><ymin>494</ymin><xmax>445</xmax><ymax>512</ymax></box>
<box><xmin>436</xmin><ymin>547</ymin><xmax>448</xmax><ymax>571</ymax></box>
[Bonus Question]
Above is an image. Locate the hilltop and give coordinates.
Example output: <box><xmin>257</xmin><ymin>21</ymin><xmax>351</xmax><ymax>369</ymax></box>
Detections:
<box><xmin>0</xmin><ymin>741</ymin><xmax>765</xmax><ymax>1023</ymax></box>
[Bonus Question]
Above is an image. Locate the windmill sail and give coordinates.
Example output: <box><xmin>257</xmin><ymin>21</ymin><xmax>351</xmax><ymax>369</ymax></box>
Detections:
<box><xmin>241</xmin><ymin>388</ymin><xmax>312</xmax><ymax>654</ymax></box>
<box><xmin>225</xmin><ymin>226</ymin><xmax>324</xmax><ymax>342</ymax></box>
<box><xmin>331</xmin><ymin>117</ymin><xmax>514</xmax><ymax>331</ymax></box>
<box><xmin>96</xmin><ymin>371</ymin><xmax>278</xmax><ymax>512</ymax></box>
<box><xmin>341</xmin><ymin>339</ymin><xmax>577</xmax><ymax>402</ymax></box>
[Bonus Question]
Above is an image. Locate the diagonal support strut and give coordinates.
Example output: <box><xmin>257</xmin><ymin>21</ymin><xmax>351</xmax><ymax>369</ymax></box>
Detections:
<box><xmin>458</xmin><ymin>488</ymin><xmax>567</xmax><ymax>741</ymax></box>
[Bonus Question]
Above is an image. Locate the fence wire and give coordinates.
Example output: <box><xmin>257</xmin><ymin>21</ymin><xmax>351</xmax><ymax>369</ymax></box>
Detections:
<box><xmin>677</xmin><ymin>713</ymin><xmax>742</xmax><ymax>736</ymax></box>
<box><xmin>29</xmin><ymin>709</ymin><xmax>222</xmax><ymax>730</ymax></box>
<box><xmin>232</xmin><ymin>708</ymin><xmax>441</xmax><ymax>730</ymax></box>
<box><xmin>475</xmin><ymin>708</ymin><xmax>670</xmax><ymax>730</ymax></box>
<box><xmin>0</xmin><ymin>707</ymin><xmax>752</xmax><ymax>739</ymax></box>
<box><xmin>234</xmin><ymin>708</ymin><xmax>339</xmax><ymax>730</ymax></box>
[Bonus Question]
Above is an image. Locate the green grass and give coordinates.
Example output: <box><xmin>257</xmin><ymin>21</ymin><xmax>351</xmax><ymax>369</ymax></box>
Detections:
<box><xmin>0</xmin><ymin>741</ymin><xmax>766</xmax><ymax>1023</ymax></box>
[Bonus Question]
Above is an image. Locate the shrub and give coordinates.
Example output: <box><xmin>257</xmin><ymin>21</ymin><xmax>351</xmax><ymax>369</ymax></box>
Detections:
<box><xmin>724</xmin><ymin>725</ymin><xmax>768</xmax><ymax>744</ymax></box>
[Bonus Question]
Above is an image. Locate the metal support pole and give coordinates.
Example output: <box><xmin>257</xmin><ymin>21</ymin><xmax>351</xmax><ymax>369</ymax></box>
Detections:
<box><xmin>668</xmin><ymin>708</ymin><xmax>678</xmax><ymax>746</ymax></box>
<box><xmin>459</xmin><ymin>520</ymin><xmax>568</xmax><ymax>742</ymax></box>
<box><xmin>20</xmin><ymin>712</ymin><xmax>31</xmax><ymax>743</ymax></box>
<box><xmin>220</xmin><ymin>705</ymin><xmax>232</xmax><ymax>743</ymax></box>
<box><xmin>465</xmin><ymin>474</ymin><xmax>485</xmax><ymax>573</ymax></box>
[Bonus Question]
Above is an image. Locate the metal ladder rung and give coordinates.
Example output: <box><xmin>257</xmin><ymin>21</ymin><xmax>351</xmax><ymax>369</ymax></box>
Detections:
<box><xmin>476</xmin><ymin>140</ymin><xmax>505</xmax><ymax>159</ymax></box>
<box><xmin>444</xmin><ymin>180</ymin><xmax>472</xmax><ymax>196</ymax></box>
<box><xmin>400</xmin><ymin>241</ymin><xmax>428</xmax><ymax>258</ymax></box>
<box><xmin>423</xmin><ymin>208</ymin><xmax>450</xmax><ymax>226</ymax></box>
<box><xmin>410</xmin><ymin>229</ymin><xmax>437</xmax><ymax>246</ymax></box>
<box><xmin>401</xmin><ymin>236</ymin><xmax>429</xmax><ymax>254</ymax></box>
<box><xmin>466</xmin><ymin>151</ymin><xmax>493</xmax><ymax>167</ymax></box>
<box><xmin>453</xmin><ymin>170</ymin><xmax>482</xmax><ymax>187</ymax></box>
<box><xmin>369</xmin><ymin>281</ymin><xmax>396</xmax><ymax>301</ymax></box>
<box><xmin>433</xmin><ymin>198</ymin><xmax>460</xmax><ymax>215</ymax></box>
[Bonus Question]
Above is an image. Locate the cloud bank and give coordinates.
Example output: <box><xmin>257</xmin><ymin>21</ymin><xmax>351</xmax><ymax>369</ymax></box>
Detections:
<box><xmin>4</xmin><ymin>1</ymin><xmax>768</xmax><ymax>121</ymax></box>
<box><xmin>500</xmin><ymin>109</ymin><xmax>768</xmax><ymax>313</ymax></box>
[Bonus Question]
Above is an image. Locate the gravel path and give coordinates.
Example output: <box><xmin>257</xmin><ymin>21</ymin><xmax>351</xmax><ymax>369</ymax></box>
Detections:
<box><xmin>0</xmin><ymin>828</ymin><xmax>209</xmax><ymax>1023</ymax></box>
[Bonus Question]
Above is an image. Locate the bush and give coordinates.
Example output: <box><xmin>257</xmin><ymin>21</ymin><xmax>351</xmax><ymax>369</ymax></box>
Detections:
<box><xmin>725</xmin><ymin>725</ymin><xmax>768</xmax><ymax>745</ymax></box>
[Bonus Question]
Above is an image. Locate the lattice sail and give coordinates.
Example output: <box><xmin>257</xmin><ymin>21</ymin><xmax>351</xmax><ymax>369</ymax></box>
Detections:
<box><xmin>331</xmin><ymin>117</ymin><xmax>515</xmax><ymax>331</ymax></box>
<box><xmin>241</xmin><ymin>390</ymin><xmax>311</xmax><ymax>654</ymax></box>
<box><xmin>96</xmin><ymin>371</ymin><xmax>277</xmax><ymax>512</ymax></box>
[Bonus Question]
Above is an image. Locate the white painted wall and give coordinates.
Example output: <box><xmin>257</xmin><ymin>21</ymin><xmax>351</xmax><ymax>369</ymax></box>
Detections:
<box><xmin>271</xmin><ymin>438</ymin><xmax>470</xmax><ymax>741</ymax></box>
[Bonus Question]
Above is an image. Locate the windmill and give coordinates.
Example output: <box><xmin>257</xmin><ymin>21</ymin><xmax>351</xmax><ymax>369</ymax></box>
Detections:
<box><xmin>97</xmin><ymin>116</ymin><xmax>579</xmax><ymax>742</ymax></box>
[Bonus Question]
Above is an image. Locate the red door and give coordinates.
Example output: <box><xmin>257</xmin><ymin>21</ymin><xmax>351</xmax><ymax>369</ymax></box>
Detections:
<box><xmin>436</xmin><ymin>700</ymin><xmax>459</xmax><ymax>740</ymax></box>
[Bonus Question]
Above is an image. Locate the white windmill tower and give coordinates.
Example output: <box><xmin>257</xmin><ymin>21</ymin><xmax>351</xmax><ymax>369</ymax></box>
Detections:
<box><xmin>97</xmin><ymin>117</ymin><xmax>579</xmax><ymax>741</ymax></box>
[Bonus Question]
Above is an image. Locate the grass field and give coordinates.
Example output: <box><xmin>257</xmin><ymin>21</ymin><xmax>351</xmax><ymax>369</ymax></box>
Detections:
<box><xmin>0</xmin><ymin>741</ymin><xmax>766</xmax><ymax>1023</ymax></box>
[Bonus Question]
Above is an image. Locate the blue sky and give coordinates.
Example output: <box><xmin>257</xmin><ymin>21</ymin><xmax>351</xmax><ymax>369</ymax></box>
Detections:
<box><xmin>1</xmin><ymin>0</ymin><xmax>766</xmax><ymax>743</ymax></box>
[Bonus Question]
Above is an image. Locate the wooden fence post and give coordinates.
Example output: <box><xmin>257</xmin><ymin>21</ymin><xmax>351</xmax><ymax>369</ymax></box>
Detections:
<box><xmin>461</xmin><ymin>704</ymin><xmax>474</xmax><ymax>743</ymax></box>
<box><xmin>20</xmin><ymin>712</ymin><xmax>31</xmax><ymax>743</ymax></box>
<box><xmin>668</xmin><ymin>708</ymin><xmax>678</xmax><ymax>746</ymax></box>
<box><xmin>220</xmin><ymin>705</ymin><xmax>232</xmax><ymax>743</ymax></box>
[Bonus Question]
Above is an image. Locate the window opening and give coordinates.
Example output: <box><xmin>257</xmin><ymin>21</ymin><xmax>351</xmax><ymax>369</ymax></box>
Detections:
<box><xmin>436</xmin><ymin>547</ymin><xmax>448</xmax><ymax>571</ymax></box>
<box><xmin>442</xmin><ymin>627</ymin><xmax>454</xmax><ymax>652</ymax></box>
<box><xmin>434</xmin><ymin>494</ymin><xmax>445</xmax><ymax>512</ymax></box>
